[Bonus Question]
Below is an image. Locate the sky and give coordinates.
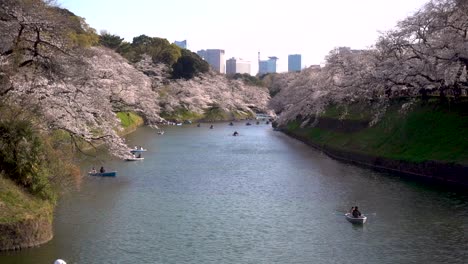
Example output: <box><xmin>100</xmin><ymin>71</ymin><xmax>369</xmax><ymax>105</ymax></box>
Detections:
<box><xmin>58</xmin><ymin>0</ymin><xmax>430</xmax><ymax>74</ymax></box>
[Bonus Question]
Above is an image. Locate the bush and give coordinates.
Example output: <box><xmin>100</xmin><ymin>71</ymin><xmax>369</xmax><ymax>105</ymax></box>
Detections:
<box><xmin>0</xmin><ymin>107</ymin><xmax>79</xmax><ymax>201</ymax></box>
<box><xmin>0</xmin><ymin>119</ymin><xmax>54</xmax><ymax>200</ymax></box>
<box><xmin>171</xmin><ymin>49</ymin><xmax>209</xmax><ymax>79</ymax></box>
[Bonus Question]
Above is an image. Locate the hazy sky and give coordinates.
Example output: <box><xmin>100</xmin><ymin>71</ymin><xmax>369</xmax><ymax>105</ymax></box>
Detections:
<box><xmin>59</xmin><ymin>0</ymin><xmax>429</xmax><ymax>73</ymax></box>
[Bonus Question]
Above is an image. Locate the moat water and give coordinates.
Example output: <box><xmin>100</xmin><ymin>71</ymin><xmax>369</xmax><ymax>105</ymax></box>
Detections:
<box><xmin>1</xmin><ymin>123</ymin><xmax>467</xmax><ymax>264</ymax></box>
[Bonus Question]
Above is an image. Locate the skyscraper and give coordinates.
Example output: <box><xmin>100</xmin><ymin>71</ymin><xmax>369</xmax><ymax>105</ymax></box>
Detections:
<box><xmin>174</xmin><ymin>40</ymin><xmax>187</xmax><ymax>49</ymax></box>
<box><xmin>226</xmin><ymin>58</ymin><xmax>251</xmax><ymax>75</ymax></box>
<box><xmin>258</xmin><ymin>54</ymin><xmax>278</xmax><ymax>75</ymax></box>
<box><xmin>197</xmin><ymin>49</ymin><xmax>225</xmax><ymax>73</ymax></box>
<box><xmin>288</xmin><ymin>54</ymin><xmax>301</xmax><ymax>72</ymax></box>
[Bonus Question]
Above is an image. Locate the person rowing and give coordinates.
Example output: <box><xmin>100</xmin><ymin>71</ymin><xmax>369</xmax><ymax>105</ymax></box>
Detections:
<box><xmin>352</xmin><ymin>206</ymin><xmax>362</xmax><ymax>218</ymax></box>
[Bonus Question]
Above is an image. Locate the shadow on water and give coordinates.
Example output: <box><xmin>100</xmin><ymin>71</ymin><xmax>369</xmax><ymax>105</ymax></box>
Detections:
<box><xmin>274</xmin><ymin>129</ymin><xmax>468</xmax><ymax>196</ymax></box>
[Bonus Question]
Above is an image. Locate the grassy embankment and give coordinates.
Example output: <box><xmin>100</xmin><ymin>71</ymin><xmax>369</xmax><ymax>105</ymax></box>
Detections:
<box><xmin>285</xmin><ymin>99</ymin><xmax>468</xmax><ymax>165</ymax></box>
<box><xmin>161</xmin><ymin>108</ymin><xmax>204</xmax><ymax>122</ymax></box>
<box><xmin>116</xmin><ymin>111</ymin><xmax>144</xmax><ymax>135</ymax></box>
<box><xmin>0</xmin><ymin>175</ymin><xmax>54</xmax><ymax>250</ymax></box>
<box><xmin>0</xmin><ymin>175</ymin><xmax>53</xmax><ymax>224</ymax></box>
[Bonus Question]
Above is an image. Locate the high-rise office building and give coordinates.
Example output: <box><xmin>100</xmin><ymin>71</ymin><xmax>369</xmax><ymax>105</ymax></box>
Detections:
<box><xmin>197</xmin><ymin>49</ymin><xmax>225</xmax><ymax>73</ymax></box>
<box><xmin>226</xmin><ymin>58</ymin><xmax>251</xmax><ymax>75</ymax></box>
<box><xmin>174</xmin><ymin>40</ymin><xmax>187</xmax><ymax>49</ymax></box>
<box><xmin>258</xmin><ymin>53</ymin><xmax>278</xmax><ymax>74</ymax></box>
<box><xmin>288</xmin><ymin>54</ymin><xmax>301</xmax><ymax>72</ymax></box>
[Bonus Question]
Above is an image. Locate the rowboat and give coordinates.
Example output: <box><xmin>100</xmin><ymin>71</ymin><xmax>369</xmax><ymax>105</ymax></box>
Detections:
<box><xmin>130</xmin><ymin>148</ymin><xmax>147</xmax><ymax>153</ymax></box>
<box><xmin>125</xmin><ymin>157</ymin><xmax>144</xmax><ymax>161</ymax></box>
<box><xmin>88</xmin><ymin>171</ymin><xmax>117</xmax><ymax>177</ymax></box>
<box><xmin>345</xmin><ymin>213</ymin><xmax>367</xmax><ymax>224</ymax></box>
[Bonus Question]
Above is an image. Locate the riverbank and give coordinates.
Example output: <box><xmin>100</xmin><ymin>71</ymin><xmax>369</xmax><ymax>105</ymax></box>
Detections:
<box><xmin>280</xmin><ymin>99</ymin><xmax>468</xmax><ymax>188</ymax></box>
<box><xmin>116</xmin><ymin>112</ymin><xmax>145</xmax><ymax>135</ymax></box>
<box><xmin>0</xmin><ymin>176</ymin><xmax>53</xmax><ymax>251</ymax></box>
<box><xmin>161</xmin><ymin>107</ymin><xmax>255</xmax><ymax>123</ymax></box>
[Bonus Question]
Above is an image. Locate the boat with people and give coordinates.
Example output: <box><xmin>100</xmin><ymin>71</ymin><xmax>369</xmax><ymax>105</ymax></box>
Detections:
<box><xmin>157</xmin><ymin>130</ymin><xmax>165</xmax><ymax>135</ymax></box>
<box><xmin>126</xmin><ymin>151</ymin><xmax>145</xmax><ymax>161</ymax></box>
<box><xmin>88</xmin><ymin>171</ymin><xmax>117</xmax><ymax>177</ymax></box>
<box><xmin>345</xmin><ymin>213</ymin><xmax>367</xmax><ymax>224</ymax></box>
<box><xmin>130</xmin><ymin>146</ymin><xmax>147</xmax><ymax>153</ymax></box>
<box><xmin>125</xmin><ymin>157</ymin><xmax>145</xmax><ymax>161</ymax></box>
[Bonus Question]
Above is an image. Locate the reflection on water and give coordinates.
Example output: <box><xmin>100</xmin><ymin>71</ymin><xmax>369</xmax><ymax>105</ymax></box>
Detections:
<box><xmin>1</xmin><ymin>122</ymin><xmax>467</xmax><ymax>264</ymax></box>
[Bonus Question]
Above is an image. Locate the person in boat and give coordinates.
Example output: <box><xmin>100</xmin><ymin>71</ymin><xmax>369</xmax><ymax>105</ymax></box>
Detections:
<box><xmin>233</xmin><ymin>131</ymin><xmax>239</xmax><ymax>136</ymax></box>
<box><xmin>137</xmin><ymin>153</ymin><xmax>141</xmax><ymax>158</ymax></box>
<box><xmin>349</xmin><ymin>207</ymin><xmax>355</xmax><ymax>214</ymax></box>
<box><xmin>100</xmin><ymin>166</ymin><xmax>105</xmax><ymax>173</ymax></box>
<box><xmin>138</xmin><ymin>145</ymin><xmax>143</xmax><ymax>150</ymax></box>
<box><xmin>210</xmin><ymin>125</ymin><xmax>214</xmax><ymax>129</ymax></box>
<box><xmin>91</xmin><ymin>167</ymin><xmax>97</xmax><ymax>173</ymax></box>
<box><xmin>352</xmin><ymin>206</ymin><xmax>361</xmax><ymax>218</ymax></box>
<box><xmin>197</xmin><ymin>123</ymin><xmax>201</xmax><ymax>127</ymax></box>
<box><xmin>229</xmin><ymin>122</ymin><xmax>234</xmax><ymax>126</ymax></box>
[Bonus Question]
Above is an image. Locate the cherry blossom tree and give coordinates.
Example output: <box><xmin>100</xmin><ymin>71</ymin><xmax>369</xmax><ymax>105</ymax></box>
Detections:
<box><xmin>1</xmin><ymin>0</ymin><xmax>162</xmax><ymax>159</ymax></box>
<box><xmin>375</xmin><ymin>0</ymin><xmax>468</xmax><ymax>98</ymax></box>
<box><xmin>269</xmin><ymin>0</ymin><xmax>467</xmax><ymax>127</ymax></box>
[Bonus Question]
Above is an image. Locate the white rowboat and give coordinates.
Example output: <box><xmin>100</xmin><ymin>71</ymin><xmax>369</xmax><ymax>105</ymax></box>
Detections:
<box><xmin>345</xmin><ymin>213</ymin><xmax>367</xmax><ymax>224</ymax></box>
<box><xmin>130</xmin><ymin>148</ymin><xmax>147</xmax><ymax>153</ymax></box>
<box><xmin>125</xmin><ymin>157</ymin><xmax>145</xmax><ymax>161</ymax></box>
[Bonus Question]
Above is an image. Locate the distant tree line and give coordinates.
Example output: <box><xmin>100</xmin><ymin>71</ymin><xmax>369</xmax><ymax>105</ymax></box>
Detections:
<box><xmin>99</xmin><ymin>33</ymin><xmax>209</xmax><ymax>79</ymax></box>
<box><xmin>227</xmin><ymin>73</ymin><xmax>265</xmax><ymax>87</ymax></box>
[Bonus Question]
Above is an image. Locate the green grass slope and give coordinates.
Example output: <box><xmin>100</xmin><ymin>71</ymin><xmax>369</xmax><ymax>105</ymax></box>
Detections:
<box><xmin>116</xmin><ymin>112</ymin><xmax>144</xmax><ymax>134</ymax></box>
<box><xmin>0</xmin><ymin>175</ymin><xmax>52</xmax><ymax>224</ymax></box>
<box><xmin>286</xmin><ymin>99</ymin><xmax>468</xmax><ymax>165</ymax></box>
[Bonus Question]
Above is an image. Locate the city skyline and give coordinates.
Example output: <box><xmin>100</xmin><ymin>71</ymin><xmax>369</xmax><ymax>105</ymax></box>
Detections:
<box><xmin>58</xmin><ymin>0</ymin><xmax>429</xmax><ymax>73</ymax></box>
